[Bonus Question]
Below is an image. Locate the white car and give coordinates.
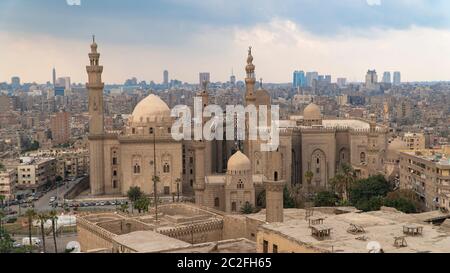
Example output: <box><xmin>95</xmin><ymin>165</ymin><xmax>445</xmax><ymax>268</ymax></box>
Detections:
<box><xmin>22</xmin><ymin>237</ymin><xmax>41</xmax><ymax>247</ymax></box>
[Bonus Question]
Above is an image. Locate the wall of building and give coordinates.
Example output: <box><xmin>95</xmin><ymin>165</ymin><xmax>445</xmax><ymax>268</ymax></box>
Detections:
<box><xmin>256</xmin><ymin>229</ymin><xmax>324</xmax><ymax>253</ymax></box>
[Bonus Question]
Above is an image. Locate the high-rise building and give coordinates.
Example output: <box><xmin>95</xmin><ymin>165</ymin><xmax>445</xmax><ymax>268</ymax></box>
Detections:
<box><xmin>52</xmin><ymin>67</ymin><xmax>56</xmax><ymax>86</ymax></box>
<box><xmin>293</xmin><ymin>70</ymin><xmax>306</xmax><ymax>88</ymax></box>
<box><xmin>393</xmin><ymin>71</ymin><xmax>401</xmax><ymax>86</ymax></box>
<box><xmin>56</xmin><ymin>77</ymin><xmax>71</xmax><ymax>91</ymax></box>
<box><xmin>11</xmin><ymin>77</ymin><xmax>20</xmax><ymax>90</ymax></box>
<box><xmin>51</xmin><ymin>111</ymin><xmax>71</xmax><ymax>145</ymax></box>
<box><xmin>199</xmin><ymin>72</ymin><xmax>211</xmax><ymax>85</ymax></box>
<box><xmin>163</xmin><ymin>70</ymin><xmax>169</xmax><ymax>85</ymax></box>
<box><xmin>382</xmin><ymin>72</ymin><xmax>391</xmax><ymax>84</ymax></box>
<box><xmin>306</xmin><ymin>72</ymin><xmax>319</xmax><ymax>87</ymax></box>
<box><xmin>337</xmin><ymin>78</ymin><xmax>347</xmax><ymax>88</ymax></box>
<box><xmin>324</xmin><ymin>75</ymin><xmax>332</xmax><ymax>84</ymax></box>
<box><xmin>365</xmin><ymin>70</ymin><xmax>378</xmax><ymax>87</ymax></box>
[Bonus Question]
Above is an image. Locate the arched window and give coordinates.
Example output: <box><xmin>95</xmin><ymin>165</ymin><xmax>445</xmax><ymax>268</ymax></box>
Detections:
<box><xmin>237</xmin><ymin>180</ymin><xmax>244</xmax><ymax>189</ymax></box>
<box><xmin>163</xmin><ymin>163</ymin><xmax>170</xmax><ymax>173</ymax></box>
<box><xmin>274</xmin><ymin>172</ymin><xmax>279</xmax><ymax>181</ymax></box>
<box><xmin>134</xmin><ymin>164</ymin><xmax>141</xmax><ymax>174</ymax></box>
<box><xmin>360</xmin><ymin>152</ymin><xmax>366</xmax><ymax>163</ymax></box>
<box><xmin>149</xmin><ymin>127</ymin><xmax>154</xmax><ymax>134</ymax></box>
<box><xmin>214</xmin><ymin>197</ymin><xmax>220</xmax><ymax>207</ymax></box>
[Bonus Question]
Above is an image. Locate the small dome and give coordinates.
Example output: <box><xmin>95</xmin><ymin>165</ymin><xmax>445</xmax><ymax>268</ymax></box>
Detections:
<box><xmin>304</xmin><ymin>103</ymin><xmax>321</xmax><ymax>120</ymax></box>
<box><xmin>131</xmin><ymin>94</ymin><xmax>171</xmax><ymax>123</ymax></box>
<box><xmin>387</xmin><ymin>138</ymin><xmax>408</xmax><ymax>160</ymax></box>
<box><xmin>227</xmin><ymin>151</ymin><xmax>251</xmax><ymax>172</ymax></box>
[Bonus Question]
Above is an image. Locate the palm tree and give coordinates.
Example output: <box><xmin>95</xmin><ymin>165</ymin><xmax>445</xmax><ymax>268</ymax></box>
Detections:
<box><xmin>37</xmin><ymin>213</ymin><xmax>49</xmax><ymax>253</ymax></box>
<box><xmin>331</xmin><ymin>164</ymin><xmax>356</xmax><ymax>202</ymax></box>
<box><xmin>25</xmin><ymin>209</ymin><xmax>37</xmax><ymax>253</ymax></box>
<box><xmin>305</xmin><ymin>170</ymin><xmax>314</xmax><ymax>186</ymax></box>
<box><xmin>49</xmin><ymin>210</ymin><xmax>59</xmax><ymax>253</ymax></box>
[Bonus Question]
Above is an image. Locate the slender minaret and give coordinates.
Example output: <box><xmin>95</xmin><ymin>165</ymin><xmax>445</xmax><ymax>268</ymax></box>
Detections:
<box><xmin>87</xmin><ymin>36</ymin><xmax>105</xmax><ymax>195</ymax></box>
<box><xmin>245</xmin><ymin>46</ymin><xmax>256</xmax><ymax>105</ymax></box>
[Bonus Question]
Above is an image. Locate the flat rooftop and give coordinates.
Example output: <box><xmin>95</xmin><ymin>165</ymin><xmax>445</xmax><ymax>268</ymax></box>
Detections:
<box><xmin>258</xmin><ymin>208</ymin><xmax>450</xmax><ymax>253</ymax></box>
<box><xmin>113</xmin><ymin>230</ymin><xmax>191</xmax><ymax>253</ymax></box>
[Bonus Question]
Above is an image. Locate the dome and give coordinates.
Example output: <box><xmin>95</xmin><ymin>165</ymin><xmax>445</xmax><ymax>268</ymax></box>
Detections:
<box><xmin>387</xmin><ymin>138</ymin><xmax>408</xmax><ymax>160</ymax></box>
<box><xmin>130</xmin><ymin>94</ymin><xmax>171</xmax><ymax>123</ymax></box>
<box><xmin>303</xmin><ymin>103</ymin><xmax>322</xmax><ymax>120</ymax></box>
<box><xmin>227</xmin><ymin>151</ymin><xmax>251</xmax><ymax>172</ymax></box>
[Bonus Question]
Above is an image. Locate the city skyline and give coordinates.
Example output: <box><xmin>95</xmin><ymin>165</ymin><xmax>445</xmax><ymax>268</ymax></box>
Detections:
<box><xmin>1</xmin><ymin>0</ymin><xmax>450</xmax><ymax>83</ymax></box>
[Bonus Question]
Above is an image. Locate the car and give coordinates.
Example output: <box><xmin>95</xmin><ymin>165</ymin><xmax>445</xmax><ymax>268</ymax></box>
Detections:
<box><xmin>105</xmin><ymin>201</ymin><xmax>111</xmax><ymax>206</ymax></box>
<box><xmin>13</xmin><ymin>242</ymin><xmax>22</xmax><ymax>248</ymax></box>
<box><xmin>22</xmin><ymin>237</ymin><xmax>41</xmax><ymax>247</ymax></box>
<box><xmin>110</xmin><ymin>201</ymin><xmax>116</xmax><ymax>206</ymax></box>
<box><xmin>99</xmin><ymin>202</ymin><xmax>106</xmax><ymax>206</ymax></box>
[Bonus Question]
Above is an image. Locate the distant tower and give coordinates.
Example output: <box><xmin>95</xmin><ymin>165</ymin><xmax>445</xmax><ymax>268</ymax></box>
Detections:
<box><xmin>367</xmin><ymin>114</ymin><xmax>380</xmax><ymax>176</ymax></box>
<box><xmin>87</xmin><ymin>35</ymin><xmax>105</xmax><ymax>195</ymax></box>
<box><xmin>52</xmin><ymin>67</ymin><xmax>56</xmax><ymax>87</ymax></box>
<box><xmin>264</xmin><ymin>179</ymin><xmax>286</xmax><ymax>223</ymax></box>
<box><xmin>393</xmin><ymin>71</ymin><xmax>401</xmax><ymax>86</ymax></box>
<box><xmin>163</xmin><ymin>70</ymin><xmax>169</xmax><ymax>86</ymax></box>
<box><xmin>245</xmin><ymin>46</ymin><xmax>256</xmax><ymax>105</ymax></box>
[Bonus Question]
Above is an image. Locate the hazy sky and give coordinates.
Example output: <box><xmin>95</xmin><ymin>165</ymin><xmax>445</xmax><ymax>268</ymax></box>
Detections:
<box><xmin>1</xmin><ymin>0</ymin><xmax>450</xmax><ymax>84</ymax></box>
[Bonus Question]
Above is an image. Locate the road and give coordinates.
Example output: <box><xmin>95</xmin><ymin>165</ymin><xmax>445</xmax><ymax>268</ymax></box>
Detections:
<box><xmin>13</xmin><ymin>233</ymin><xmax>78</xmax><ymax>253</ymax></box>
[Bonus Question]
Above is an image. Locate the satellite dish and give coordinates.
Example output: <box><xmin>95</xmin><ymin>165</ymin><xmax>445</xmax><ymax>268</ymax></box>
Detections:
<box><xmin>66</xmin><ymin>241</ymin><xmax>81</xmax><ymax>253</ymax></box>
<box><xmin>367</xmin><ymin>241</ymin><xmax>382</xmax><ymax>253</ymax></box>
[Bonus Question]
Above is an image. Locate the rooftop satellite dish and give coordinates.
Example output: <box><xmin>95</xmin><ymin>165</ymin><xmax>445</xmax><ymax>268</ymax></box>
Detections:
<box><xmin>367</xmin><ymin>241</ymin><xmax>382</xmax><ymax>253</ymax></box>
<box><xmin>66</xmin><ymin>241</ymin><xmax>81</xmax><ymax>253</ymax></box>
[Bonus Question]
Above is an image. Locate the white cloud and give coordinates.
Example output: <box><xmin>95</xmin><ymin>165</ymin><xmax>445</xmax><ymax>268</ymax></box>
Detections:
<box><xmin>366</xmin><ymin>0</ymin><xmax>381</xmax><ymax>6</ymax></box>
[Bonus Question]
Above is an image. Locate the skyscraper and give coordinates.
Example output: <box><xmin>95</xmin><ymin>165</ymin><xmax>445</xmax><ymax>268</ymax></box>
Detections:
<box><xmin>393</xmin><ymin>71</ymin><xmax>401</xmax><ymax>86</ymax></box>
<box><xmin>199</xmin><ymin>72</ymin><xmax>211</xmax><ymax>85</ymax></box>
<box><xmin>230</xmin><ymin>69</ymin><xmax>236</xmax><ymax>86</ymax></box>
<box><xmin>293</xmin><ymin>71</ymin><xmax>306</xmax><ymax>88</ymax></box>
<box><xmin>52</xmin><ymin>67</ymin><xmax>56</xmax><ymax>86</ymax></box>
<box><xmin>365</xmin><ymin>70</ymin><xmax>378</xmax><ymax>87</ymax></box>
<box><xmin>306</xmin><ymin>72</ymin><xmax>319</xmax><ymax>87</ymax></box>
<box><xmin>11</xmin><ymin>77</ymin><xmax>20</xmax><ymax>90</ymax></box>
<box><xmin>382</xmin><ymin>72</ymin><xmax>391</xmax><ymax>84</ymax></box>
<box><xmin>163</xmin><ymin>70</ymin><xmax>169</xmax><ymax>85</ymax></box>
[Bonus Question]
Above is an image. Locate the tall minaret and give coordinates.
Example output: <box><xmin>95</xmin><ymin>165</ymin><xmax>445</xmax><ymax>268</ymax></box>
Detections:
<box><xmin>87</xmin><ymin>36</ymin><xmax>105</xmax><ymax>195</ymax></box>
<box><xmin>245</xmin><ymin>46</ymin><xmax>256</xmax><ymax>105</ymax></box>
<box><xmin>87</xmin><ymin>36</ymin><xmax>104</xmax><ymax>135</ymax></box>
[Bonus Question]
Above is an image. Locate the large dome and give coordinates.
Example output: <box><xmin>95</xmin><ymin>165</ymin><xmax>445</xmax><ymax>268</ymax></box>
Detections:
<box><xmin>131</xmin><ymin>94</ymin><xmax>171</xmax><ymax>123</ymax></box>
<box><xmin>304</xmin><ymin>103</ymin><xmax>321</xmax><ymax>120</ymax></box>
<box><xmin>227</xmin><ymin>151</ymin><xmax>251</xmax><ymax>172</ymax></box>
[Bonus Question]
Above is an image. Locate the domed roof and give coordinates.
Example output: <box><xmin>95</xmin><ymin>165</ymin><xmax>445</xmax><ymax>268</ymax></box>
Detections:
<box><xmin>131</xmin><ymin>94</ymin><xmax>171</xmax><ymax>123</ymax></box>
<box><xmin>227</xmin><ymin>151</ymin><xmax>251</xmax><ymax>172</ymax></box>
<box><xmin>387</xmin><ymin>138</ymin><xmax>408</xmax><ymax>159</ymax></box>
<box><xmin>304</xmin><ymin>103</ymin><xmax>322</xmax><ymax>120</ymax></box>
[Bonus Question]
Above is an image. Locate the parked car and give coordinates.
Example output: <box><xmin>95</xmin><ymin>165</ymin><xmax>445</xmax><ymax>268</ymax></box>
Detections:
<box><xmin>22</xmin><ymin>237</ymin><xmax>41</xmax><ymax>247</ymax></box>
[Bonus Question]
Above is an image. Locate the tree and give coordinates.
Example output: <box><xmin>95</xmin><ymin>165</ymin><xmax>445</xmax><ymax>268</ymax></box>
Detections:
<box><xmin>49</xmin><ymin>210</ymin><xmax>59</xmax><ymax>253</ymax></box>
<box><xmin>37</xmin><ymin>213</ymin><xmax>49</xmax><ymax>253</ymax></box>
<box><xmin>0</xmin><ymin>209</ymin><xmax>5</xmax><ymax>230</ymax></box>
<box><xmin>0</xmin><ymin>195</ymin><xmax>5</xmax><ymax>208</ymax></box>
<box><xmin>384</xmin><ymin>190</ymin><xmax>420</xmax><ymax>213</ymax></box>
<box><xmin>283</xmin><ymin>186</ymin><xmax>296</xmax><ymax>208</ymax></box>
<box><xmin>25</xmin><ymin>209</ymin><xmax>37</xmax><ymax>253</ymax></box>
<box><xmin>134</xmin><ymin>197</ymin><xmax>150</xmax><ymax>214</ymax></box>
<box><xmin>349</xmin><ymin>175</ymin><xmax>392</xmax><ymax>206</ymax></box>
<box><xmin>304</xmin><ymin>170</ymin><xmax>314</xmax><ymax>186</ymax></box>
<box><xmin>0</xmin><ymin>163</ymin><xmax>5</xmax><ymax>172</ymax></box>
<box><xmin>314</xmin><ymin>191</ymin><xmax>339</xmax><ymax>207</ymax></box>
<box><xmin>356</xmin><ymin>196</ymin><xmax>384</xmax><ymax>212</ymax></box>
<box><xmin>55</xmin><ymin>176</ymin><xmax>63</xmax><ymax>183</ymax></box>
<box><xmin>0</xmin><ymin>227</ymin><xmax>14</xmax><ymax>253</ymax></box>
<box><xmin>119</xmin><ymin>203</ymin><xmax>129</xmax><ymax>213</ymax></box>
<box><xmin>240</xmin><ymin>202</ymin><xmax>255</xmax><ymax>214</ymax></box>
<box><xmin>127</xmin><ymin>186</ymin><xmax>144</xmax><ymax>214</ymax></box>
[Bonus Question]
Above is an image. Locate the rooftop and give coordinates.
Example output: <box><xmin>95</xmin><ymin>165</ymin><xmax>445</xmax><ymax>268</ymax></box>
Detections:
<box><xmin>258</xmin><ymin>208</ymin><xmax>450</xmax><ymax>253</ymax></box>
<box><xmin>113</xmin><ymin>230</ymin><xmax>191</xmax><ymax>253</ymax></box>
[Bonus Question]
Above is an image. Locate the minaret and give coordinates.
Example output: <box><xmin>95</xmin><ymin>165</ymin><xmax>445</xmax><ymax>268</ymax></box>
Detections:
<box><xmin>367</xmin><ymin>114</ymin><xmax>380</xmax><ymax>176</ymax></box>
<box><xmin>245</xmin><ymin>46</ymin><xmax>256</xmax><ymax>105</ymax></box>
<box><xmin>87</xmin><ymin>36</ymin><xmax>105</xmax><ymax>195</ymax></box>
<box><xmin>87</xmin><ymin>35</ymin><xmax>104</xmax><ymax>135</ymax></box>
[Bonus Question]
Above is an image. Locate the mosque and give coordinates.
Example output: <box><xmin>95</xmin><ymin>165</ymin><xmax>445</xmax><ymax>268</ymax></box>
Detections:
<box><xmin>87</xmin><ymin>39</ymin><xmax>389</xmax><ymax>214</ymax></box>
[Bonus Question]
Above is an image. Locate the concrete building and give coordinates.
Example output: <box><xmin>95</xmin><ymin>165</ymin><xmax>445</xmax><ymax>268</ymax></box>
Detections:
<box><xmin>393</xmin><ymin>71</ymin><xmax>401</xmax><ymax>86</ymax></box>
<box><xmin>399</xmin><ymin>147</ymin><xmax>450</xmax><ymax>211</ymax></box>
<box><xmin>0</xmin><ymin>169</ymin><xmax>17</xmax><ymax>200</ymax></box>
<box><xmin>51</xmin><ymin>111</ymin><xmax>71</xmax><ymax>145</ymax></box>
<box><xmin>365</xmin><ymin>70</ymin><xmax>378</xmax><ymax>89</ymax></box>
<box><xmin>163</xmin><ymin>70</ymin><xmax>169</xmax><ymax>86</ymax></box>
<box><xmin>403</xmin><ymin>133</ymin><xmax>426</xmax><ymax>150</ymax></box>
<box><xmin>199</xmin><ymin>72</ymin><xmax>211</xmax><ymax>85</ymax></box>
<box><xmin>382</xmin><ymin>72</ymin><xmax>391</xmax><ymax>84</ymax></box>
<box><xmin>17</xmin><ymin>157</ymin><xmax>56</xmax><ymax>193</ymax></box>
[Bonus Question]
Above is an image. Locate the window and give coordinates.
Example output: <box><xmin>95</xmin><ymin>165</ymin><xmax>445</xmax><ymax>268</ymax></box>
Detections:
<box><xmin>133</xmin><ymin>164</ymin><xmax>141</xmax><ymax>174</ymax></box>
<box><xmin>274</xmin><ymin>172</ymin><xmax>279</xmax><ymax>181</ymax></box>
<box><xmin>237</xmin><ymin>180</ymin><xmax>244</xmax><ymax>189</ymax></box>
<box><xmin>214</xmin><ymin>197</ymin><xmax>220</xmax><ymax>207</ymax></box>
<box><xmin>163</xmin><ymin>163</ymin><xmax>170</xmax><ymax>173</ymax></box>
<box><xmin>190</xmin><ymin>180</ymin><xmax>194</xmax><ymax>187</ymax></box>
<box><xmin>149</xmin><ymin>127</ymin><xmax>154</xmax><ymax>134</ymax></box>
<box><xmin>132</xmin><ymin>128</ymin><xmax>136</xmax><ymax>134</ymax></box>
<box><xmin>263</xmin><ymin>240</ymin><xmax>269</xmax><ymax>253</ymax></box>
<box><xmin>113</xmin><ymin>180</ymin><xmax>118</xmax><ymax>189</ymax></box>
<box><xmin>164</xmin><ymin>186</ymin><xmax>170</xmax><ymax>195</ymax></box>
<box><xmin>273</xmin><ymin>244</ymin><xmax>278</xmax><ymax>253</ymax></box>
<box><xmin>232</xmin><ymin>202</ymin><xmax>237</xmax><ymax>212</ymax></box>
<box><xmin>113</xmin><ymin>170</ymin><xmax>117</xmax><ymax>176</ymax></box>
<box><xmin>168</xmin><ymin>127</ymin><xmax>171</xmax><ymax>134</ymax></box>
<box><xmin>360</xmin><ymin>152</ymin><xmax>366</xmax><ymax>163</ymax></box>
<box><xmin>112</xmin><ymin>157</ymin><xmax>117</xmax><ymax>165</ymax></box>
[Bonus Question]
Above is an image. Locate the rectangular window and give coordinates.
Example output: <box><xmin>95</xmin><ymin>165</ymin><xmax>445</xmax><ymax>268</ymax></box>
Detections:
<box><xmin>273</xmin><ymin>244</ymin><xmax>278</xmax><ymax>253</ymax></box>
<box><xmin>263</xmin><ymin>240</ymin><xmax>269</xmax><ymax>254</ymax></box>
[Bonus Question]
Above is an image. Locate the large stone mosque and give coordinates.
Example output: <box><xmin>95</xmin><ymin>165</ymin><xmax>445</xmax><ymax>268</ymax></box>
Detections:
<box><xmin>87</xmin><ymin>39</ymin><xmax>389</xmax><ymax>214</ymax></box>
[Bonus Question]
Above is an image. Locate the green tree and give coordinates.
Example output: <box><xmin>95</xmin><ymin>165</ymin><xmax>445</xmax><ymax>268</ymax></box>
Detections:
<box><xmin>0</xmin><ymin>227</ymin><xmax>14</xmax><ymax>253</ymax></box>
<box><xmin>134</xmin><ymin>197</ymin><xmax>150</xmax><ymax>214</ymax></box>
<box><xmin>304</xmin><ymin>170</ymin><xmax>314</xmax><ymax>185</ymax></box>
<box><xmin>349</xmin><ymin>175</ymin><xmax>392</xmax><ymax>206</ymax></box>
<box><xmin>0</xmin><ymin>195</ymin><xmax>5</xmax><ymax>208</ymax></box>
<box><xmin>0</xmin><ymin>163</ymin><xmax>5</xmax><ymax>171</ymax></box>
<box><xmin>384</xmin><ymin>190</ymin><xmax>420</xmax><ymax>213</ymax></box>
<box><xmin>314</xmin><ymin>191</ymin><xmax>339</xmax><ymax>207</ymax></box>
<box><xmin>283</xmin><ymin>186</ymin><xmax>296</xmax><ymax>208</ymax></box>
<box><xmin>0</xmin><ymin>209</ymin><xmax>5</xmax><ymax>230</ymax></box>
<box><xmin>25</xmin><ymin>209</ymin><xmax>37</xmax><ymax>253</ymax></box>
<box><xmin>37</xmin><ymin>213</ymin><xmax>49</xmax><ymax>253</ymax></box>
<box><xmin>119</xmin><ymin>203</ymin><xmax>129</xmax><ymax>213</ymax></box>
<box><xmin>127</xmin><ymin>186</ymin><xmax>144</xmax><ymax>214</ymax></box>
<box><xmin>240</xmin><ymin>202</ymin><xmax>255</xmax><ymax>214</ymax></box>
<box><xmin>356</xmin><ymin>196</ymin><xmax>384</xmax><ymax>212</ymax></box>
<box><xmin>49</xmin><ymin>210</ymin><xmax>59</xmax><ymax>253</ymax></box>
